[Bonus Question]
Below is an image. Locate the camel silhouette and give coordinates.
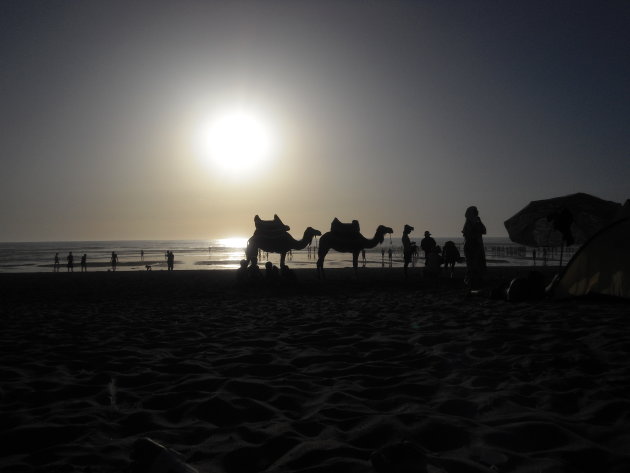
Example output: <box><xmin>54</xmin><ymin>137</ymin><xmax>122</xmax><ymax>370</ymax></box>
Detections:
<box><xmin>246</xmin><ymin>226</ymin><xmax>322</xmax><ymax>268</ymax></box>
<box><xmin>317</xmin><ymin>223</ymin><xmax>393</xmax><ymax>278</ymax></box>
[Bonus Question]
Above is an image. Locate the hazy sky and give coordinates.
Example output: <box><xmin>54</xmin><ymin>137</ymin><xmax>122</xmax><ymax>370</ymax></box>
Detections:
<box><xmin>2</xmin><ymin>0</ymin><xmax>629</xmax><ymax>241</ymax></box>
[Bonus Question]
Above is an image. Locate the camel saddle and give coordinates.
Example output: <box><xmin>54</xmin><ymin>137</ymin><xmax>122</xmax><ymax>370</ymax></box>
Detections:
<box><xmin>254</xmin><ymin>214</ymin><xmax>290</xmax><ymax>234</ymax></box>
<box><xmin>330</xmin><ymin>218</ymin><xmax>360</xmax><ymax>236</ymax></box>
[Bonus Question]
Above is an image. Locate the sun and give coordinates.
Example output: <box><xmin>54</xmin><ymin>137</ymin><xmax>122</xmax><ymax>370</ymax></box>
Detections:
<box><xmin>195</xmin><ymin>108</ymin><xmax>276</xmax><ymax>175</ymax></box>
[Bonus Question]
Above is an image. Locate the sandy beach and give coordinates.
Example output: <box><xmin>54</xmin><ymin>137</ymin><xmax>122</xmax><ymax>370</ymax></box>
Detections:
<box><xmin>1</xmin><ymin>267</ymin><xmax>629</xmax><ymax>473</ymax></box>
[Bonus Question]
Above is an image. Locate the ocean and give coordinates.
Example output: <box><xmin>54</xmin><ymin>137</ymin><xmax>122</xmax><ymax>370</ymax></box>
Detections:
<box><xmin>0</xmin><ymin>237</ymin><xmax>566</xmax><ymax>273</ymax></box>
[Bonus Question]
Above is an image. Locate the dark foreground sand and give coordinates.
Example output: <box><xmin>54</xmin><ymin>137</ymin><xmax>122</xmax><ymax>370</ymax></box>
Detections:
<box><xmin>1</xmin><ymin>267</ymin><xmax>629</xmax><ymax>473</ymax></box>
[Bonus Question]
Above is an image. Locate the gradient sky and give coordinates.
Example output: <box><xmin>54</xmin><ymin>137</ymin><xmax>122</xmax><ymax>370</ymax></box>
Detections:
<box><xmin>2</xmin><ymin>0</ymin><xmax>629</xmax><ymax>241</ymax></box>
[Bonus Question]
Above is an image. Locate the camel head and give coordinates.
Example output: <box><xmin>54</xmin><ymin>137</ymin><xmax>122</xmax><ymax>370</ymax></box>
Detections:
<box><xmin>305</xmin><ymin>227</ymin><xmax>322</xmax><ymax>240</ymax></box>
<box><xmin>375</xmin><ymin>225</ymin><xmax>394</xmax><ymax>244</ymax></box>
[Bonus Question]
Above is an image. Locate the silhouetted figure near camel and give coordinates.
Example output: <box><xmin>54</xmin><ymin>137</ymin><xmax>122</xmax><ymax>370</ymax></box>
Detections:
<box><xmin>53</xmin><ymin>253</ymin><xmax>60</xmax><ymax>272</ymax></box>
<box><xmin>442</xmin><ymin>240</ymin><xmax>460</xmax><ymax>278</ymax></box>
<box><xmin>111</xmin><ymin>251</ymin><xmax>118</xmax><ymax>271</ymax></box>
<box><xmin>246</xmin><ymin>215</ymin><xmax>321</xmax><ymax>268</ymax></box>
<box><xmin>402</xmin><ymin>224</ymin><xmax>414</xmax><ymax>278</ymax></box>
<box><xmin>80</xmin><ymin>254</ymin><xmax>87</xmax><ymax>272</ymax></box>
<box><xmin>281</xmin><ymin>264</ymin><xmax>297</xmax><ymax>282</ymax></box>
<box><xmin>167</xmin><ymin>251</ymin><xmax>174</xmax><ymax>271</ymax></box>
<box><xmin>264</xmin><ymin>261</ymin><xmax>280</xmax><ymax>281</ymax></box>
<box><xmin>420</xmin><ymin>231</ymin><xmax>436</xmax><ymax>260</ymax></box>
<box><xmin>463</xmin><ymin>205</ymin><xmax>486</xmax><ymax>288</ymax></box>
<box><xmin>66</xmin><ymin>252</ymin><xmax>74</xmax><ymax>272</ymax></box>
<box><xmin>424</xmin><ymin>245</ymin><xmax>443</xmax><ymax>278</ymax></box>
<box><xmin>410</xmin><ymin>242</ymin><xmax>419</xmax><ymax>266</ymax></box>
<box><xmin>236</xmin><ymin>259</ymin><xmax>249</xmax><ymax>284</ymax></box>
<box><xmin>317</xmin><ymin>218</ymin><xmax>393</xmax><ymax>278</ymax></box>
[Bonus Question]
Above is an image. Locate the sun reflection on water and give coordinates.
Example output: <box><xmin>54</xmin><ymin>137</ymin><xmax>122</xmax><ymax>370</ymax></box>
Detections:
<box><xmin>216</xmin><ymin>237</ymin><xmax>248</xmax><ymax>248</ymax></box>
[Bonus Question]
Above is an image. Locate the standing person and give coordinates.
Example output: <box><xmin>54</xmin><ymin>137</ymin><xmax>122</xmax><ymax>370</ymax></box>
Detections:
<box><xmin>66</xmin><ymin>252</ymin><xmax>74</xmax><ymax>272</ymax></box>
<box><xmin>111</xmin><ymin>251</ymin><xmax>118</xmax><ymax>271</ymax></box>
<box><xmin>80</xmin><ymin>254</ymin><xmax>87</xmax><ymax>272</ymax></box>
<box><xmin>402</xmin><ymin>224</ymin><xmax>414</xmax><ymax>278</ymax></box>
<box><xmin>532</xmin><ymin>248</ymin><xmax>537</xmax><ymax>266</ymax></box>
<box><xmin>462</xmin><ymin>205</ymin><xmax>487</xmax><ymax>288</ymax></box>
<box><xmin>140</xmin><ymin>250</ymin><xmax>144</xmax><ymax>262</ymax></box>
<box><xmin>53</xmin><ymin>253</ymin><xmax>60</xmax><ymax>272</ymax></box>
<box><xmin>442</xmin><ymin>241</ymin><xmax>460</xmax><ymax>278</ymax></box>
<box><xmin>420</xmin><ymin>231</ymin><xmax>437</xmax><ymax>260</ymax></box>
<box><xmin>387</xmin><ymin>247</ymin><xmax>393</xmax><ymax>267</ymax></box>
<box><xmin>167</xmin><ymin>251</ymin><xmax>174</xmax><ymax>271</ymax></box>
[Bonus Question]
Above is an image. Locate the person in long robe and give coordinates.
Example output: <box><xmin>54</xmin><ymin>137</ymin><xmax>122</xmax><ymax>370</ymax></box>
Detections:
<box><xmin>462</xmin><ymin>206</ymin><xmax>486</xmax><ymax>288</ymax></box>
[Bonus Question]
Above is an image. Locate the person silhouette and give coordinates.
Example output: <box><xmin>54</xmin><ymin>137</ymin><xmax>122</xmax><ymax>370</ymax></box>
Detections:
<box><xmin>140</xmin><ymin>249</ymin><xmax>144</xmax><ymax>262</ymax></box>
<box><xmin>388</xmin><ymin>247</ymin><xmax>393</xmax><ymax>268</ymax></box>
<box><xmin>111</xmin><ymin>251</ymin><xmax>118</xmax><ymax>271</ymax></box>
<box><xmin>532</xmin><ymin>248</ymin><xmax>537</xmax><ymax>266</ymax></box>
<box><xmin>264</xmin><ymin>261</ymin><xmax>279</xmax><ymax>280</ymax></box>
<box><xmin>410</xmin><ymin>242</ymin><xmax>419</xmax><ymax>266</ymax></box>
<box><xmin>462</xmin><ymin>206</ymin><xmax>487</xmax><ymax>288</ymax></box>
<box><xmin>420</xmin><ymin>231</ymin><xmax>437</xmax><ymax>260</ymax></box>
<box><xmin>80</xmin><ymin>254</ymin><xmax>87</xmax><ymax>272</ymax></box>
<box><xmin>442</xmin><ymin>241</ymin><xmax>460</xmax><ymax>278</ymax></box>
<box><xmin>281</xmin><ymin>264</ymin><xmax>297</xmax><ymax>282</ymax></box>
<box><xmin>66</xmin><ymin>252</ymin><xmax>74</xmax><ymax>272</ymax></box>
<box><xmin>402</xmin><ymin>224</ymin><xmax>414</xmax><ymax>278</ymax></box>
<box><xmin>53</xmin><ymin>253</ymin><xmax>60</xmax><ymax>272</ymax></box>
<box><xmin>424</xmin><ymin>246</ymin><xmax>443</xmax><ymax>278</ymax></box>
<box><xmin>167</xmin><ymin>251</ymin><xmax>174</xmax><ymax>271</ymax></box>
<box><xmin>236</xmin><ymin>259</ymin><xmax>249</xmax><ymax>284</ymax></box>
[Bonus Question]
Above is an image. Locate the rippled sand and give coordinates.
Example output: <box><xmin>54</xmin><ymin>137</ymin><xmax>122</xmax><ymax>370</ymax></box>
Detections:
<box><xmin>1</xmin><ymin>268</ymin><xmax>629</xmax><ymax>472</ymax></box>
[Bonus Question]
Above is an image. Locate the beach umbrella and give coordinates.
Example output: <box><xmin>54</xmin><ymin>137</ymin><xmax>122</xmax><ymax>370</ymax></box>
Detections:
<box><xmin>504</xmin><ymin>193</ymin><xmax>621</xmax><ymax>264</ymax></box>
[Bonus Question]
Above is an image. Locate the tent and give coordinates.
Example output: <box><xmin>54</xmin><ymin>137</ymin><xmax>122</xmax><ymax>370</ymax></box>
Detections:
<box><xmin>553</xmin><ymin>214</ymin><xmax>630</xmax><ymax>299</ymax></box>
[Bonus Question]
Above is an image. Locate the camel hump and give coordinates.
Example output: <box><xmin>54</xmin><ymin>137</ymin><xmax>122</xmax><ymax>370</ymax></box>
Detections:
<box><xmin>254</xmin><ymin>214</ymin><xmax>290</xmax><ymax>233</ymax></box>
<box><xmin>331</xmin><ymin>218</ymin><xmax>360</xmax><ymax>235</ymax></box>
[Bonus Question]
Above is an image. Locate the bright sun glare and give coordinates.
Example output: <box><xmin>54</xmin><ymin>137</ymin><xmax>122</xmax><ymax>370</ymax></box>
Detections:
<box><xmin>195</xmin><ymin>108</ymin><xmax>275</xmax><ymax>175</ymax></box>
<box><xmin>217</xmin><ymin>236</ymin><xmax>248</xmax><ymax>248</ymax></box>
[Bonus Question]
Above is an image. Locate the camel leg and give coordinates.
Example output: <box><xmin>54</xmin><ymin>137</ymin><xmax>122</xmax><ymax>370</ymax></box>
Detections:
<box><xmin>316</xmin><ymin>248</ymin><xmax>328</xmax><ymax>279</ymax></box>
<box><xmin>280</xmin><ymin>252</ymin><xmax>287</xmax><ymax>268</ymax></box>
<box><xmin>352</xmin><ymin>252</ymin><xmax>359</xmax><ymax>276</ymax></box>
